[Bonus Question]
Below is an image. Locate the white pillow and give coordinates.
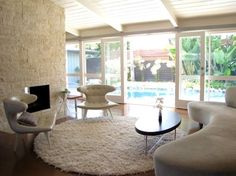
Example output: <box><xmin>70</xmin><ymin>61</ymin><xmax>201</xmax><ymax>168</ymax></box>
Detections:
<box><xmin>225</xmin><ymin>87</ymin><xmax>236</xmax><ymax>108</ymax></box>
<box><xmin>17</xmin><ymin>112</ymin><xmax>38</xmax><ymax>126</ymax></box>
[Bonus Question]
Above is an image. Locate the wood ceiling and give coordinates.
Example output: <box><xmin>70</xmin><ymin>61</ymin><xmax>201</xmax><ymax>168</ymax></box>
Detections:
<box><xmin>50</xmin><ymin>0</ymin><xmax>236</xmax><ymax>38</ymax></box>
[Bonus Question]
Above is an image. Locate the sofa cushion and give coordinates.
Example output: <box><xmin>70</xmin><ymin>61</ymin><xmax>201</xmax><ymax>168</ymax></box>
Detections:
<box><xmin>225</xmin><ymin>87</ymin><xmax>236</xmax><ymax>108</ymax></box>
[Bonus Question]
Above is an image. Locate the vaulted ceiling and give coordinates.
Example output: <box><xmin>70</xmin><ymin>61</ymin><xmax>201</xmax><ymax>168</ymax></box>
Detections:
<box><xmin>50</xmin><ymin>0</ymin><xmax>236</xmax><ymax>38</ymax></box>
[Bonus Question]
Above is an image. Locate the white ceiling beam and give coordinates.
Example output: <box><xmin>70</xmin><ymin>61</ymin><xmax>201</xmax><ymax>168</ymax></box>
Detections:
<box><xmin>75</xmin><ymin>0</ymin><xmax>122</xmax><ymax>32</ymax></box>
<box><xmin>66</xmin><ymin>26</ymin><xmax>80</xmax><ymax>36</ymax></box>
<box><xmin>160</xmin><ymin>0</ymin><xmax>178</xmax><ymax>27</ymax></box>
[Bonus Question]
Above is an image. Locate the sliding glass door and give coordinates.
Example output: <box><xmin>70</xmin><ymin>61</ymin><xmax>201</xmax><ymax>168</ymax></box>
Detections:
<box><xmin>72</xmin><ymin>31</ymin><xmax>236</xmax><ymax>107</ymax></box>
<box><xmin>176</xmin><ymin>31</ymin><xmax>236</xmax><ymax>108</ymax></box>
<box><xmin>82</xmin><ymin>38</ymin><xmax>125</xmax><ymax>103</ymax></box>
<box><xmin>205</xmin><ymin>31</ymin><xmax>236</xmax><ymax>102</ymax></box>
<box><xmin>66</xmin><ymin>43</ymin><xmax>81</xmax><ymax>94</ymax></box>
<box><xmin>83</xmin><ymin>41</ymin><xmax>102</xmax><ymax>84</ymax></box>
<box><xmin>125</xmin><ymin>34</ymin><xmax>176</xmax><ymax>107</ymax></box>
<box><xmin>175</xmin><ymin>32</ymin><xmax>205</xmax><ymax>108</ymax></box>
<box><xmin>102</xmin><ymin>38</ymin><xmax>124</xmax><ymax>103</ymax></box>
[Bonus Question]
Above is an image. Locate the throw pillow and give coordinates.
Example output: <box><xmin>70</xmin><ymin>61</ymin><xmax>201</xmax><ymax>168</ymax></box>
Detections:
<box><xmin>225</xmin><ymin>87</ymin><xmax>236</xmax><ymax>108</ymax></box>
<box><xmin>17</xmin><ymin>111</ymin><xmax>38</xmax><ymax>126</ymax></box>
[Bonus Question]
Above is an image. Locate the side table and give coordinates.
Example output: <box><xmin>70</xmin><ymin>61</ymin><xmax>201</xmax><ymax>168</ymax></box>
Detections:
<box><xmin>67</xmin><ymin>95</ymin><xmax>84</xmax><ymax>118</ymax></box>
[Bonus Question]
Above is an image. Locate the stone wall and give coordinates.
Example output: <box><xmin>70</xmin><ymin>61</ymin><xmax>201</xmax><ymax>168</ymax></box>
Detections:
<box><xmin>0</xmin><ymin>0</ymin><xmax>66</xmax><ymax>125</ymax></box>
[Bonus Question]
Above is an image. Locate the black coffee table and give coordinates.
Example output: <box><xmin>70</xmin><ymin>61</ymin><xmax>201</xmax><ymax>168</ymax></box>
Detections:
<box><xmin>135</xmin><ymin>110</ymin><xmax>181</xmax><ymax>154</ymax></box>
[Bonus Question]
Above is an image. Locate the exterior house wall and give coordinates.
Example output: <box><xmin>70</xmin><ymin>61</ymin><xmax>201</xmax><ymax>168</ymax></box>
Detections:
<box><xmin>0</xmin><ymin>0</ymin><xmax>66</xmax><ymax>126</ymax></box>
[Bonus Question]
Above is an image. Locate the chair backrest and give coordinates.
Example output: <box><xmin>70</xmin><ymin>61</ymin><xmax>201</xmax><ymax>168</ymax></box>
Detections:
<box><xmin>10</xmin><ymin>93</ymin><xmax>37</xmax><ymax>104</ymax></box>
<box><xmin>225</xmin><ymin>86</ymin><xmax>236</xmax><ymax>108</ymax></box>
<box><xmin>3</xmin><ymin>99</ymin><xmax>28</xmax><ymax>132</ymax></box>
<box><xmin>77</xmin><ymin>84</ymin><xmax>115</xmax><ymax>104</ymax></box>
<box><xmin>3</xmin><ymin>94</ymin><xmax>37</xmax><ymax>133</ymax></box>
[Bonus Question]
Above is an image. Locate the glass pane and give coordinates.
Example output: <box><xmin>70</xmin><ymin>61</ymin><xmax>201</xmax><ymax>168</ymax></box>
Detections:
<box><xmin>209</xmin><ymin>33</ymin><xmax>236</xmax><ymax>76</ymax></box>
<box><xmin>67</xmin><ymin>76</ymin><xmax>80</xmax><ymax>94</ymax></box>
<box><xmin>66</xmin><ymin>50</ymin><xmax>80</xmax><ymax>74</ymax></box>
<box><xmin>179</xmin><ymin>36</ymin><xmax>201</xmax><ymax>100</ymax></box>
<box><xmin>204</xmin><ymin>32</ymin><xmax>236</xmax><ymax>102</ymax></box>
<box><xmin>180</xmin><ymin>78</ymin><xmax>200</xmax><ymax>101</ymax></box>
<box><xmin>125</xmin><ymin>34</ymin><xmax>176</xmax><ymax>107</ymax></box>
<box><xmin>205</xmin><ymin>80</ymin><xmax>236</xmax><ymax>102</ymax></box>
<box><xmin>127</xmin><ymin>82</ymin><xmax>175</xmax><ymax>105</ymax></box>
<box><xmin>66</xmin><ymin>43</ymin><xmax>80</xmax><ymax>93</ymax></box>
<box><xmin>85</xmin><ymin>77</ymin><xmax>102</xmax><ymax>85</ymax></box>
<box><xmin>104</xmin><ymin>41</ymin><xmax>121</xmax><ymax>95</ymax></box>
<box><xmin>180</xmin><ymin>37</ymin><xmax>201</xmax><ymax>76</ymax></box>
<box><xmin>85</xmin><ymin>42</ymin><xmax>101</xmax><ymax>74</ymax></box>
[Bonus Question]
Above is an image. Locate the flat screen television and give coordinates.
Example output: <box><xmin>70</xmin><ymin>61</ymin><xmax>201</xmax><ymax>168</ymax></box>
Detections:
<box><xmin>26</xmin><ymin>84</ymin><xmax>50</xmax><ymax>112</ymax></box>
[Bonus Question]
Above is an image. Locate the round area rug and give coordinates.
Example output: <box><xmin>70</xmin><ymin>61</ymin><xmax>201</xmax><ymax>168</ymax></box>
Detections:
<box><xmin>34</xmin><ymin>116</ymin><xmax>185</xmax><ymax>175</ymax></box>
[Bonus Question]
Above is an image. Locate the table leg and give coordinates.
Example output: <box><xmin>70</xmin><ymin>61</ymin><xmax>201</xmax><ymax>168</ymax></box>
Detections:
<box><xmin>74</xmin><ymin>98</ymin><xmax>77</xmax><ymax>118</ymax></box>
<box><xmin>174</xmin><ymin>129</ymin><xmax>176</xmax><ymax>140</ymax></box>
<box><xmin>147</xmin><ymin>135</ymin><xmax>165</xmax><ymax>154</ymax></box>
<box><xmin>145</xmin><ymin>135</ymin><xmax>148</xmax><ymax>155</ymax></box>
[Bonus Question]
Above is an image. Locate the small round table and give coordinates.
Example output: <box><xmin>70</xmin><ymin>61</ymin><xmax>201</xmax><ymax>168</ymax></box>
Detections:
<box><xmin>135</xmin><ymin>110</ymin><xmax>181</xmax><ymax>154</ymax></box>
<box><xmin>67</xmin><ymin>95</ymin><xmax>84</xmax><ymax>118</ymax></box>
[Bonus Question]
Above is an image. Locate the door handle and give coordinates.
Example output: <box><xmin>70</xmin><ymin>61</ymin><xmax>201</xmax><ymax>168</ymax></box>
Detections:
<box><xmin>200</xmin><ymin>67</ymin><xmax>205</xmax><ymax>76</ymax></box>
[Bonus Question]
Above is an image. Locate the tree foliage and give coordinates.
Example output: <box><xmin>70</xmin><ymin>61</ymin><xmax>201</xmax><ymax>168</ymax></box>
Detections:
<box><xmin>211</xmin><ymin>35</ymin><xmax>236</xmax><ymax>76</ymax></box>
<box><xmin>181</xmin><ymin>34</ymin><xmax>236</xmax><ymax>77</ymax></box>
<box><xmin>181</xmin><ymin>34</ymin><xmax>236</xmax><ymax>90</ymax></box>
<box><xmin>181</xmin><ymin>37</ymin><xmax>200</xmax><ymax>75</ymax></box>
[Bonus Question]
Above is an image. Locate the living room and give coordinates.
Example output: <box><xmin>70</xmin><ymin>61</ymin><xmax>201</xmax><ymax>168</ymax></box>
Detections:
<box><xmin>0</xmin><ymin>0</ymin><xmax>236</xmax><ymax>176</ymax></box>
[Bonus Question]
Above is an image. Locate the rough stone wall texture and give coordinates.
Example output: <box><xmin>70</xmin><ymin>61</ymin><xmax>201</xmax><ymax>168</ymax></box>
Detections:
<box><xmin>0</xmin><ymin>0</ymin><xmax>66</xmax><ymax>124</ymax></box>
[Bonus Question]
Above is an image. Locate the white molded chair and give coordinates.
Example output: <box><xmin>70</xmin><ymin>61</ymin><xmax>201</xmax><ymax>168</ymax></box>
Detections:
<box><xmin>3</xmin><ymin>93</ymin><xmax>56</xmax><ymax>151</ymax></box>
<box><xmin>77</xmin><ymin>84</ymin><xmax>118</xmax><ymax>119</ymax></box>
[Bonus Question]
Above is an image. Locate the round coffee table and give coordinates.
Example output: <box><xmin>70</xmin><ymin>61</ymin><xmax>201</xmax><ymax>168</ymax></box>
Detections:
<box><xmin>135</xmin><ymin>110</ymin><xmax>181</xmax><ymax>154</ymax></box>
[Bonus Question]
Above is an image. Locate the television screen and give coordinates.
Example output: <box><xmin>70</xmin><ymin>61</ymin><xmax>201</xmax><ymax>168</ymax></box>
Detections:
<box><xmin>26</xmin><ymin>84</ymin><xmax>50</xmax><ymax>112</ymax></box>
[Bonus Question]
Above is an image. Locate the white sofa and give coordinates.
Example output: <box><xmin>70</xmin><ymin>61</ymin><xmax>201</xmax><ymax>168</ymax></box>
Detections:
<box><xmin>154</xmin><ymin>87</ymin><xmax>236</xmax><ymax>176</ymax></box>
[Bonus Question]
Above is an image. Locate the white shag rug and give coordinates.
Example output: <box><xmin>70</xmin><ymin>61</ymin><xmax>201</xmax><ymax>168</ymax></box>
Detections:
<box><xmin>34</xmin><ymin>116</ymin><xmax>185</xmax><ymax>175</ymax></box>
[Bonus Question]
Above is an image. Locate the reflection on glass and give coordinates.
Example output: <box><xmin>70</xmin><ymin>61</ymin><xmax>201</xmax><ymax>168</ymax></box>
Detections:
<box><xmin>85</xmin><ymin>42</ymin><xmax>101</xmax><ymax>74</ymax></box>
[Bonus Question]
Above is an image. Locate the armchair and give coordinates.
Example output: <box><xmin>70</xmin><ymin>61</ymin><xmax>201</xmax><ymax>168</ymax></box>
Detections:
<box><xmin>77</xmin><ymin>84</ymin><xmax>118</xmax><ymax>119</ymax></box>
<box><xmin>3</xmin><ymin>93</ymin><xmax>56</xmax><ymax>151</ymax></box>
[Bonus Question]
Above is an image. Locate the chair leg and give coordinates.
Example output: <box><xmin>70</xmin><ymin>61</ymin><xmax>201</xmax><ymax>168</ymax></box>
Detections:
<box><xmin>103</xmin><ymin>109</ymin><xmax>108</xmax><ymax>117</ymax></box>
<box><xmin>14</xmin><ymin>133</ymin><xmax>20</xmax><ymax>152</ymax></box>
<box><xmin>44</xmin><ymin>132</ymin><xmax>51</xmax><ymax>148</ymax></box>
<box><xmin>199</xmin><ymin>123</ymin><xmax>203</xmax><ymax>129</ymax></box>
<box><xmin>75</xmin><ymin>99</ymin><xmax>78</xmax><ymax>118</ymax></box>
<box><xmin>108</xmin><ymin>108</ymin><xmax>113</xmax><ymax>119</ymax></box>
<box><xmin>83</xmin><ymin>109</ymin><xmax>87</xmax><ymax>119</ymax></box>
